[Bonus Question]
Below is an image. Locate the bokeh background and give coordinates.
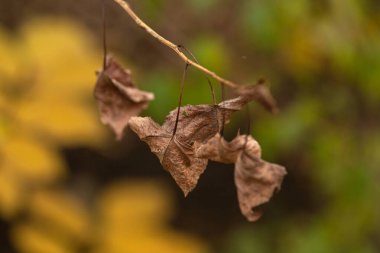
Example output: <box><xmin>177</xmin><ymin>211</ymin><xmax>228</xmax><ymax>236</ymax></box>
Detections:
<box><xmin>1</xmin><ymin>0</ymin><xmax>380</xmax><ymax>252</ymax></box>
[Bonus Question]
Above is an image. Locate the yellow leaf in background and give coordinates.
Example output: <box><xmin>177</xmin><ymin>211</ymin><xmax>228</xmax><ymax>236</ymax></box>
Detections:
<box><xmin>0</xmin><ymin>118</ymin><xmax>7</xmax><ymax>143</ymax></box>
<box><xmin>0</xmin><ymin>169</ymin><xmax>24</xmax><ymax>219</ymax></box>
<box><xmin>0</xmin><ymin>16</ymin><xmax>108</xmax><ymax>228</ymax></box>
<box><xmin>0</xmin><ymin>95</ymin><xmax>12</xmax><ymax>143</ymax></box>
<box><xmin>28</xmin><ymin>190</ymin><xmax>90</xmax><ymax>243</ymax></box>
<box><xmin>1</xmin><ymin>17</ymin><xmax>107</xmax><ymax>147</ymax></box>
<box><xmin>3</xmin><ymin>134</ymin><xmax>65</xmax><ymax>183</ymax></box>
<box><xmin>97</xmin><ymin>232</ymin><xmax>208</xmax><ymax>253</ymax></box>
<box><xmin>135</xmin><ymin>232</ymin><xmax>208</xmax><ymax>253</ymax></box>
<box><xmin>12</xmin><ymin>17</ymin><xmax>106</xmax><ymax>147</ymax></box>
<box><xmin>97</xmin><ymin>180</ymin><xmax>173</xmax><ymax>233</ymax></box>
<box><xmin>0</xmin><ymin>92</ymin><xmax>10</xmax><ymax>113</ymax></box>
<box><xmin>0</xmin><ymin>28</ymin><xmax>20</xmax><ymax>83</ymax></box>
<box><xmin>11</xmin><ymin>223</ymin><xmax>74</xmax><ymax>253</ymax></box>
<box><xmin>18</xmin><ymin>17</ymin><xmax>101</xmax><ymax>99</ymax></box>
<box><xmin>16</xmin><ymin>97</ymin><xmax>106</xmax><ymax>147</ymax></box>
<box><xmin>95</xmin><ymin>180</ymin><xmax>208</xmax><ymax>253</ymax></box>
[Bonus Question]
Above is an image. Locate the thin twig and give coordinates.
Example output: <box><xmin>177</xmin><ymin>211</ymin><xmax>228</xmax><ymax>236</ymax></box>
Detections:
<box><xmin>102</xmin><ymin>0</ymin><xmax>107</xmax><ymax>70</ymax></box>
<box><xmin>112</xmin><ymin>0</ymin><xmax>240</xmax><ymax>89</ymax></box>
<box><xmin>220</xmin><ymin>83</ymin><xmax>226</xmax><ymax>135</ymax></box>
<box><xmin>246</xmin><ymin>104</ymin><xmax>251</xmax><ymax>134</ymax></box>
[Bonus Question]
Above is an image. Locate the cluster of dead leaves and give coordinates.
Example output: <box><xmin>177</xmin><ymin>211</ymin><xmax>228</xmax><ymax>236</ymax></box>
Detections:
<box><xmin>94</xmin><ymin>55</ymin><xmax>286</xmax><ymax>221</ymax></box>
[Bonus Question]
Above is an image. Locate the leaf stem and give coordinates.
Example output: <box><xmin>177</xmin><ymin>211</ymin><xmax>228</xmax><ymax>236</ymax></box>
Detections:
<box><xmin>173</xmin><ymin>63</ymin><xmax>189</xmax><ymax>135</ymax></box>
<box><xmin>102</xmin><ymin>0</ymin><xmax>107</xmax><ymax>70</ymax></box>
<box><xmin>246</xmin><ymin>104</ymin><xmax>251</xmax><ymax>134</ymax></box>
<box><xmin>220</xmin><ymin>83</ymin><xmax>226</xmax><ymax>135</ymax></box>
<box><xmin>111</xmin><ymin>0</ymin><xmax>240</xmax><ymax>89</ymax></box>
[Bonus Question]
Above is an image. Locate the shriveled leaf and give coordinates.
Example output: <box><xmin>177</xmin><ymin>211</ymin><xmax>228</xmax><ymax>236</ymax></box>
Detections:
<box><xmin>237</xmin><ymin>81</ymin><xmax>279</xmax><ymax>113</ymax></box>
<box><xmin>195</xmin><ymin>133</ymin><xmax>261</xmax><ymax>163</ymax></box>
<box><xmin>94</xmin><ymin>55</ymin><xmax>154</xmax><ymax>140</ymax></box>
<box><xmin>235</xmin><ymin>151</ymin><xmax>286</xmax><ymax>221</ymax></box>
<box><xmin>129</xmin><ymin>117</ymin><xmax>207</xmax><ymax>196</ymax></box>
<box><xmin>195</xmin><ymin>133</ymin><xmax>286</xmax><ymax>221</ymax></box>
<box><xmin>129</xmin><ymin>94</ymin><xmax>255</xmax><ymax>195</ymax></box>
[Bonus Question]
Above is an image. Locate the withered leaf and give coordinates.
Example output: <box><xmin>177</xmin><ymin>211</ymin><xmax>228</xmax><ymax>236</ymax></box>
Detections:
<box><xmin>128</xmin><ymin>117</ymin><xmax>207</xmax><ymax>196</ymax></box>
<box><xmin>237</xmin><ymin>81</ymin><xmax>279</xmax><ymax>113</ymax></box>
<box><xmin>94</xmin><ymin>55</ymin><xmax>154</xmax><ymax>140</ymax></box>
<box><xmin>195</xmin><ymin>133</ymin><xmax>286</xmax><ymax>222</ymax></box>
<box><xmin>129</xmin><ymin>94</ymin><xmax>256</xmax><ymax>195</ymax></box>
<box><xmin>235</xmin><ymin>151</ymin><xmax>286</xmax><ymax>221</ymax></box>
<box><xmin>195</xmin><ymin>133</ymin><xmax>261</xmax><ymax>164</ymax></box>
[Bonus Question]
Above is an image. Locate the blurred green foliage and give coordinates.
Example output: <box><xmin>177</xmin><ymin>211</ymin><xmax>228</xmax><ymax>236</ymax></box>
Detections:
<box><xmin>215</xmin><ymin>0</ymin><xmax>379</xmax><ymax>252</ymax></box>
<box><xmin>139</xmin><ymin>0</ymin><xmax>380</xmax><ymax>252</ymax></box>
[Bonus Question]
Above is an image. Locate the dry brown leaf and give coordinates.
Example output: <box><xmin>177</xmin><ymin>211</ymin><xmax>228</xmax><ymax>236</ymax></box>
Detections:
<box><xmin>237</xmin><ymin>81</ymin><xmax>279</xmax><ymax>113</ymax></box>
<box><xmin>94</xmin><ymin>55</ymin><xmax>154</xmax><ymax>140</ymax></box>
<box><xmin>129</xmin><ymin>94</ymin><xmax>256</xmax><ymax>195</ymax></box>
<box><xmin>195</xmin><ymin>133</ymin><xmax>286</xmax><ymax>222</ymax></box>
<box><xmin>195</xmin><ymin>133</ymin><xmax>261</xmax><ymax>164</ymax></box>
<box><xmin>128</xmin><ymin>117</ymin><xmax>207</xmax><ymax>196</ymax></box>
<box><xmin>235</xmin><ymin>151</ymin><xmax>286</xmax><ymax>221</ymax></box>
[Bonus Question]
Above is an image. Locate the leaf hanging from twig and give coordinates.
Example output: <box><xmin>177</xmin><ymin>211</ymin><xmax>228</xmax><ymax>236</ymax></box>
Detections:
<box><xmin>235</xmin><ymin>151</ymin><xmax>286</xmax><ymax>221</ymax></box>
<box><xmin>128</xmin><ymin>117</ymin><xmax>207</xmax><ymax>196</ymax></box>
<box><xmin>94</xmin><ymin>55</ymin><xmax>154</xmax><ymax>140</ymax></box>
<box><xmin>195</xmin><ymin>133</ymin><xmax>286</xmax><ymax>221</ymax></box>
<box><xmin>237</xmin><ymin>80</ymin><xmax>279</xmax><ymax>113</ymax></box>
<box><xmin>129</xmin><ymin>93</ymin><xmax>258</xmax><ymax>195</ymax></box>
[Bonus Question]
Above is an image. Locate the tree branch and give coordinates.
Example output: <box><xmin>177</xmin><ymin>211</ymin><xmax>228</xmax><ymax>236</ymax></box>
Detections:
<box><xmin>112</xmin><ymin>0</ymin><xmax>240</xmax><ymax>89</ymax></box>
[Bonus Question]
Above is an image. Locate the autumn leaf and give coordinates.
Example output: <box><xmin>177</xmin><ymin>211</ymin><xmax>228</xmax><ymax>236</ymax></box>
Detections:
<box><xmin>235</xmin><ymin>151</ymin><xmax>286</xmax><ymax>221</ymax></box>
<box><xmin>195</xmin><ymin>133</ymin><xmax>286</xmax><ymax>221</ymax></box>
<box><xmin>129</xmin><ymin>93</ymin><xmax>258</xmax><ymax>195</ymax></box>
<box><xmin>95</xmin><ymin>180</ymin><xmax>208</xmax><ymax>253</ymax></box>
<box><xmin>128</xmin><ymin>117</ymin><xmax>208</xmax><ymax>196</ymax></box>
<box><xmin>237</xmin><ymin>80</ymin><xmax>279</xmax><ymax>113</ymax></box>
<box><xmin>94</xmin><ymin>55</ymin><xmax>154</xmax><ymax>140</ymax></box>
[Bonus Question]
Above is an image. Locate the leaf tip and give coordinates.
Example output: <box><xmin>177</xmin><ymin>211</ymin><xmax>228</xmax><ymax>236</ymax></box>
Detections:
<box><xmin>246</xmin><ymin>210</ymin><xmax>263</xmax><ymax>222</ymax></box>
<box><xmin>183</xmin><ymin>190</ymin><xmax>190</xmax><ymax>197</ymax></box>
